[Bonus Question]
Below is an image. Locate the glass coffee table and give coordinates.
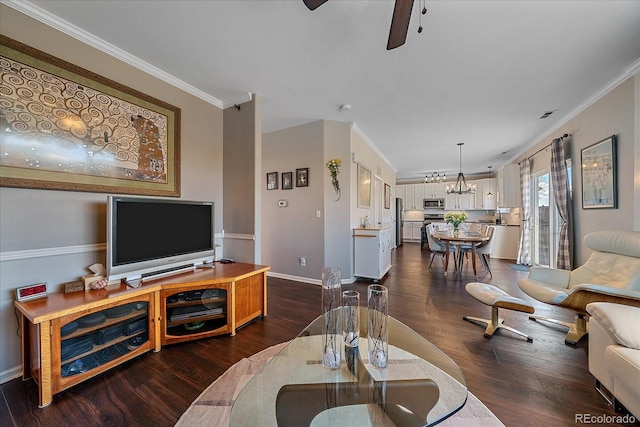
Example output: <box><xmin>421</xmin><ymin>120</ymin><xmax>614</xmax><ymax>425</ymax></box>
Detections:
<box><xmin>230</xmin><ymin>307</ymin><xmax>467</xmax><ymax>426</ymax></box>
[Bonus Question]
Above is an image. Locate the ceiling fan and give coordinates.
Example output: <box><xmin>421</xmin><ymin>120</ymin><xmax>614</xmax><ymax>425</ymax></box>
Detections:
<box><xmin>303</xmin><ymin>0</ymin><xmax>416</xmax><ymax>50</ymax></box>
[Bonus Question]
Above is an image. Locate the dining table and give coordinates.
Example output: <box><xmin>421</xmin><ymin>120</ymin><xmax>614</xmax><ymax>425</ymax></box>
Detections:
<box><xmin>431</xmin><ymin>229</ymin><xmax>490</xmax><ymax>277</ymax></box>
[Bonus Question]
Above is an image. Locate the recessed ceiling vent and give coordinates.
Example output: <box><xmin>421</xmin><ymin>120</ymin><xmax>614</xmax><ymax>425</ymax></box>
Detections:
<box><xmin>540</xmin><ymin>110</ymin><xmax>556</xmax><ymax>119</ymax></box>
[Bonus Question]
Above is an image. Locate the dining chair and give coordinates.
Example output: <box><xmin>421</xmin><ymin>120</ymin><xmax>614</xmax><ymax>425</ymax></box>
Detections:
<box><xmin>459</xmin><ymin>226</ymin><xmax>495</xmax><ymax>277</ymax></box>
<box><xmin>426</xmin><ymin>223</ymin><xmax>457</xmax><ymax>270</ymax></box>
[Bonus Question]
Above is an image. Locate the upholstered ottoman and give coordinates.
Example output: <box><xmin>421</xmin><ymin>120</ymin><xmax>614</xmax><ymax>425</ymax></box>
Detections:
<box><xmin>464</xmin><ymin>282</ymin><xmax>535</xmax><ymax>342</ymax></box>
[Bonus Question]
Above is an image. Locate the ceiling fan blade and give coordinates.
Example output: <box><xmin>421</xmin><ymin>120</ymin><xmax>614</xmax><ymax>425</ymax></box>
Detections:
<box><xmin>387</xmin><ymin>0</ymin><xmax>414</xmax><ymax>50</ymax></box>
<box><xmin>303</xmin><ymin>0</ymin><xmax>328</xmax><ymax>10</ymax></box>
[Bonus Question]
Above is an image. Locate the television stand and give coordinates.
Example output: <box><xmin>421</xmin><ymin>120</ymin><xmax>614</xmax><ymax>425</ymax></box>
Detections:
<box><xmin>15</xmin><ymin>262</ymin><xmax>270</xmax><ymax>408</ymax></box>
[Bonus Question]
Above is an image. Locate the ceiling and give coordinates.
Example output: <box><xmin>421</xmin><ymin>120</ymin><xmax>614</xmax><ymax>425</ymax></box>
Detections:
<box><xmin>11</xmin><ymin>0</ymin><xmax>640</xmax><ymax>182</ymax></box>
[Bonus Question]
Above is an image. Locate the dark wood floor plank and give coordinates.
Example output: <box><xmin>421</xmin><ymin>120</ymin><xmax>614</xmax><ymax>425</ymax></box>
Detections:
<box><xmin>0</xmin><ymin>243</ymin><xmax>624</xmax><ymax>426</ymax></box>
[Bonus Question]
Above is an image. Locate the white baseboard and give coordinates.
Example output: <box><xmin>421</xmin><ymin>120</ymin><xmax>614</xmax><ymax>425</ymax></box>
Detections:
<box><xmin>266</xmin><ymin>271</ymin><xmax>356</xmax><ymax>285</ymax></box>
<box><xmin>0</xmin><ymin>365</ymin><xmax>22</xmax><ymax>385</ymax></box>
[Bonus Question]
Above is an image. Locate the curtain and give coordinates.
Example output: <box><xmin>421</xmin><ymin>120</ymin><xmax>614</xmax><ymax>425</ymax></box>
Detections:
<box><xmin>550</xmin><ymin>138</ymin><xmax>573</xmax><ymax>270</ymax></box>
<box><xmin>517</xmin><ymin>159</ymin><xmax>531</xmax><ymax>265</ymax></box>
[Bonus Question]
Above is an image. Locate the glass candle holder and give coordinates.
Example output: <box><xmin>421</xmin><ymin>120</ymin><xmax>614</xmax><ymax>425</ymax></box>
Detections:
<box><xmin>342</xmin><ymin>290</ymin><xmax>360</xmax><ymax>348</ymax></box>
<box><xmin>367</xmin><ymin>284</ymin><xmax>388</xmax><ymax>368</ymax></box>
<box><xmin>322</xmin><ymin>267</ymin><xmax>342</xmax><ymax>369</ymax></box>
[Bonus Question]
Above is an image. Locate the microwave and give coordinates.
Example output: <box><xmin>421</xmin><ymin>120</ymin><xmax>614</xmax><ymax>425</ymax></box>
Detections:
<box><xmin>424</xmin><ymin>198</ymin><xmax>445</xmax><ymax>209</ymax></box>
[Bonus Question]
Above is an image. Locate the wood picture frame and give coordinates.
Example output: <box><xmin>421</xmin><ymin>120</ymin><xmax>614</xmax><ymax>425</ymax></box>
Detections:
<box><xmin>357</xmin><ymin>163</ymin><xmax>371</xmax><ymax>208</ymax></box>
<box><xmin>384</xmin><ymin>183</ymin><xmax>391</xmax><ymax>209</ymax></box>
<box><xmin>266</xmin><ymin>171</ymin><xmax>278</xmax><ymax>190</ymax></box>
<box><xmin>296</xmin><ymin>168</ymin><xmax>308</xmax><ymax>187</ymax></box>
<box><xmin>282</xmin><ymin>172</ymin><xmax>293</xmax><ymax>190</ymax></box>
<box><xmin>581</xmin><ymin>135</ymin><xmax>617</xmax><ymax>209</ymax></box>
<box><xmin>0</xmin><ymin>36</ymin><xmax>181</xmax><ymax>197</ymax></box>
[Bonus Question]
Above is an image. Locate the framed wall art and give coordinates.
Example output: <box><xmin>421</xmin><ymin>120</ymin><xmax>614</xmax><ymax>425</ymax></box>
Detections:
<box><xmin>296</xmin><ymin>167</ymin><xmax>308</xmax><ymax>187</ymax></box>
<box><xmin>581</xmin><ymin>135</ymin><xmax>617</xmax><ymax>209</ymax></box>
<box><xmin>266</xmin><ymin>172</ymin><xmax>278</xmax><ymax>190</ymax></box>
<box><xmin>384</xmin><ymin>183</ymin><xmax>391</xmax><ymax>209</ymax></box>
<box><xmin>0</xmin><ymin>36</ymin><xmax>181</xmax><ymax>197</ymax></box>
<box><xmin>282</xmin><ymin>172</ymin><xmax>293</xmax><ymax>190</ymax></box>
<box><xmin>357</xmin><ymin>163</ymin><xmax>371</xmax><ymax>209</ymax></box>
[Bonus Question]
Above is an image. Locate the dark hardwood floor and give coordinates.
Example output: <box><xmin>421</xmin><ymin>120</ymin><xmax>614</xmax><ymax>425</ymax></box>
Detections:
<box><xmin>1</xmin><ymin>243</ymin><xmax>629</xmax><ymax>426</ymax></box>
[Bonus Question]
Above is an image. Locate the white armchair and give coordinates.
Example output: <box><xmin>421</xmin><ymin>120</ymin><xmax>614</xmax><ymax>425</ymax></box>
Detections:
<box><xmin>518</xmin><ymin>230</ymin><xmax>640</xmax><ymax>345</ymax></box>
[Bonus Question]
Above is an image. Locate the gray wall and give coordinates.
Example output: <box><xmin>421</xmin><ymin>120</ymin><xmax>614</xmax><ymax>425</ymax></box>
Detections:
<box><xmin>261</xmin><ymin>121</ymin><xmax>326</xmax><ymax>280</ymax></box>
<box><xmin>515</xmin><ymin>75</ymin><xmax>639</xmax><ymax>265</ymax></box>
<box><xmin>261</xmin><ymin>120</ymin><xmax>397</xmax><ymax>283</ymax></box>
<box><xmin>223</xmin><ymin>97</ymin><xmax>259</xmax><ymax>263</ymax></box>
<box><xmin>0</xmin><ymin>6</ymin><xmax>224</xmax><ymax>382</ymax></box>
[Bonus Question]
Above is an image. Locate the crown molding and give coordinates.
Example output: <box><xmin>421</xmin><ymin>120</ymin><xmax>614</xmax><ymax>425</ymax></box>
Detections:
<box><xmin>350</xmin><ymin>123</ymin><xmax>398</xmax><ymax>173</ymax></box>
<box><xmin>2</xmin><ymin>0</ymin><xmax>225</xmax><ymax>109</ymax></box>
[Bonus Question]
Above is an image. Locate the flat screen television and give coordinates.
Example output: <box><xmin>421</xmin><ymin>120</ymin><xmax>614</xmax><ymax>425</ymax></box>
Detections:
<box><xmin>106</xmin><ymin>196</ymin><xmax>215</xmax><ymax>285</ymax></box>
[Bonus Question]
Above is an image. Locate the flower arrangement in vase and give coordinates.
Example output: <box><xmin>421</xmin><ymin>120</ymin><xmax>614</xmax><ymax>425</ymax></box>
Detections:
<box><xmin>444</xmin><ymin>211</ymin><xmax>468</xmax><ymax>233</ymax></box>
<box><xmin>326</xmin><ymin>158</ymin><xmax>342</xmax><ymax>201</ymax></box>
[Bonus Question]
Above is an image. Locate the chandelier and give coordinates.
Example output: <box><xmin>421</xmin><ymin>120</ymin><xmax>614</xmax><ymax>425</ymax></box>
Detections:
<box><xmin>446</xmin><ymin>143</ymin><xmax>476</xmax><ymax>194</ymax></box>
<box><xmin>425</xmin><ymin>172</ymin><xmax>445</xmax><ymax>183</ymax></box>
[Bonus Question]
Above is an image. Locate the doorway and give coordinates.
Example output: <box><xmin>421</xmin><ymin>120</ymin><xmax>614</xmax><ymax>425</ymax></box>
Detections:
<box><xmin>531</xmin><ymin>171</ymin><xmax>562</xmax><ymax>267</ymax></box>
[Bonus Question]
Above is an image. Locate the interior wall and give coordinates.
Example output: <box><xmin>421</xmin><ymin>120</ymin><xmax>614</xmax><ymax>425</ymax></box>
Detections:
<box><xmin>514</xmin><ymin>76</ymin><xmax>636</xmax><ymax>265</ymax></box>
<box><xmin>223</xmin><ymin>98</ymin><xmax>258</xmax><ymax>263</ymax></box>
<box><xmin>0</xmin><ymin>5</ymin><xmax>223</xmax><ymax>382</ymax></box>
<box><xmin>350</xmin><ymin>128</ymin><xmax>396</xmax><ymax>231</ymax></box>
<box><xmin>323</xmin><ymin>121</ymin><xmax>352</xmax><ymax>278</ymax></box>
<box><xmin>261</xmin><ymin>121</ymin><xmax>325</xmax><ymax>282</ymax></box>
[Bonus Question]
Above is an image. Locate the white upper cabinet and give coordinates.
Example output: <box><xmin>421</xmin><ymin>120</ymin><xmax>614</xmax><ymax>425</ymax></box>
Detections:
<box><xmin>473</xmin><ymin>178</ymin><xmax>497</xmax><ymax>210</ymax></box>
<box><xmin>397</xmin><ymin>184</ymin><xmax>428</xmax><ymax>210</ymax></box>
<box><xmin>445</xmin><ymin>193</ymin><xmax>474</xmax><ymax>210</ymax></box>
<box><xmin>497</xmin><ymin>165</ymin><xmax>521</xmax><ymax>208</ymax></box>
<box><xmin>424</xmin><ymin>182</ymin><xmax>446</xmax><ymax>199</ymax></box>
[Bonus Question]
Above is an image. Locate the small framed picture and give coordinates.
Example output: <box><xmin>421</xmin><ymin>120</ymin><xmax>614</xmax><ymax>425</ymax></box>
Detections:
<box><xmin>282</xmin><ymin>172</ymin><xmax>293</xmax><ymax>190</ymax></box>
<box><xmin>266</xmin><ymin>172</ymin><xmax>278</xmax><ymax>190</ymax></box>
<box><xmin>296</xmin><ymin>168</ymin><xmax>309</xmax><ymax>187</ymax></box>
<box><xmin>384</xmin><ymin>183</ymin><xmax>391</xmax><ymax>209</ymax></box>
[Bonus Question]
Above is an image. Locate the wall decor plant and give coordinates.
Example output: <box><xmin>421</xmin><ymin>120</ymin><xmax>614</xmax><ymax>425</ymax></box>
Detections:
<box><xmin>326</xmin><ymin>158</ymin><xmax>341</xmax><ymax>201</ymax></box>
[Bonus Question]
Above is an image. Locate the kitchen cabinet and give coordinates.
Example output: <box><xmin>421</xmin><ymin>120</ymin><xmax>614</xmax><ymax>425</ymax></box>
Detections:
<box><xmin>473</xmin><ymin>178</ymin><xmax>497</xmax><ymax>210</ymax></box>
<box><xmin>403</xmin><ymin>221</ymin><xmax>423</xmax><ymax>242</ymax></box>
<box><xmin>491</xmin><ymin>225</ymin><xmax>521</xmax><ymax>260</ymax></box>
<box><xmin>497</xmin><ymin>164</ymin><xmax>521</xmax><ymax>208</ymax></box>
<box><xmin>397</xmin><ymin>184</ymin><xmax>426</xmax><ymax>210</ymax></box>
<box><xmin>353</xmin><ymin>227</ymin><xmax>392</xmax><ymax>280</ymax></box>
<box><xmin>445</xmin><ymin>193</ymin><xmax>474</xmax><ymax>210</ymax></box>
<box><xmin>424</xmin><ymin>182</ymin><xmax>445</xmax><ymax>199</ymax></box>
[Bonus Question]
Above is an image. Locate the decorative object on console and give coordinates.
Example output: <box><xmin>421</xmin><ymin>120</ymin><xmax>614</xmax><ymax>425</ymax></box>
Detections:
<box><xmin>446</xmin><ymin>143</ymin><xmax>476</xmax><ymax>195</ymax></box>
<box><xmin>321</xmin><ymin>267</ymin><xmax>342</xmax><ymax>369</ymax></box>
<box><xmin>62</xmin><ymin>280</ymin><xmax>85</xmax><ymax>294</ymax></box>
<box><xmin>326</xmin><ymin>158</ymin><xmax>341</xmax><ymax>201</ymax></box>
<box><xmin>368</xmin><ymin>284</ymin><xmax>389</xmax><ymax>368</ymax></box>
<box><xmin>296</xmin><ymin>167</ymin><xmax>309</xmax><ymax>187</ymax></box>
<box><xmin>16</xmin><ymin>282</ymin><xmax>48</xmax><ymax>302</ymax></box>
<box><xmin>444</xmin><ymin>211</ymin><xmax>468</xmax><ymax>233</ymax></box>
<box><xmin>0</xmin><ymin>36</ymin><xmax>181</xmax><ymax>197</ymax></box>
<box><xmin>581</xmin><ymin>135</ymin><xmax>617</xmax><ymax>209</ymax></box>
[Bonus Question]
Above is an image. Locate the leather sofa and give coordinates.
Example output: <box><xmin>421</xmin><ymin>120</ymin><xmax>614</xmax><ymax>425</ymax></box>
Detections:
<box><xmin>586</xmin><ymin>302</ymin><xmax>640</xmax><ymax>418</ymax></box>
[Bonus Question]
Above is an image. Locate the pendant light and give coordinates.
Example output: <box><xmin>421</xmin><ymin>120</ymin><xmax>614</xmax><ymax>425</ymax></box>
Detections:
<box><xmin>446</xmin><ymin>143</ymin><xmax>476</xmax><ymax>194</ymax></box>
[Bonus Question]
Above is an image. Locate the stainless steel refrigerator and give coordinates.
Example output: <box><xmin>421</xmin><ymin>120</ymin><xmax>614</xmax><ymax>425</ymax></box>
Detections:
<box><xmin>395</xmin><ymin>198</ymin><xmax>403</xmax><ymax>246</ymax></box>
